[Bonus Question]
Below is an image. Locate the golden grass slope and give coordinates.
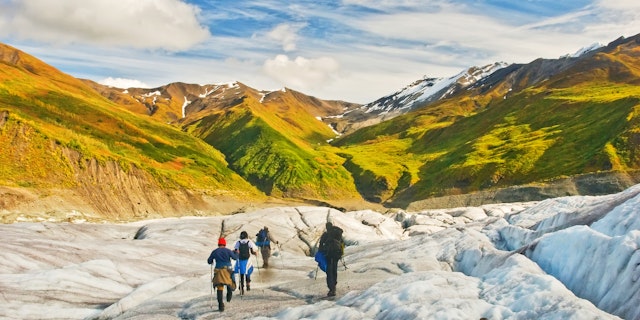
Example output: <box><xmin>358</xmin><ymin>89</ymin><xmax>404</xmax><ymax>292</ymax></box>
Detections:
<box><xmin>0</xmin><ymin>43</ymin><xmax>262</xmax><ymax>216</ymax></box>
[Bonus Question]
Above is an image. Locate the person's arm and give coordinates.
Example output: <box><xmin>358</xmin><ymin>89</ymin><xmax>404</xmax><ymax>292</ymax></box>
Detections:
<box><xmin>268</xmin><ymin>232</ymin><xmax>278</xmax><ymax>244</ymax></box>
<box><xmin>229</xmin><ymin>248</ymin><xmax>239</xmax><ymax>261</ymax></box>
<box><xmin>249</xmin><ymin>241</ymin><xmax>258</xmax><ymax>255</ymax></box>
<box><xmin>207</xmin><ymin>250</ymin><xmax>215</xmax><ymax>265</ymax></box>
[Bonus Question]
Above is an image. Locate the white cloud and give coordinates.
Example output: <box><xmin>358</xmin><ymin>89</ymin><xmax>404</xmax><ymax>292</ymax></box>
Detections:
<box><xmin>3</xmin><ymin>0</ymin><xmax>640</xmax><ymax>104</ymax></box>
<box><xmin>0</xmin><ymin>0</ymin><xmax>210</xmax><ymax>50</ymax></box>
<box><xmin>263</xmin><ymin>54</ymin><xmax>340</xmax><ymax>90</ymax></box>
<box><xmin>341</xmin><ymin>0</ymin><xmax>446</xmax><ymax>10</ymax></box>
<box><xmin>266</xmin><ymin>23</ymin><xmax>306</xmax><ymax>52</ymax></box>
<box><xmin>594</xmin><ymin>0</ymin><xmax>640</xmax><ymax>10</ymax></box>
<box><xmin>99</xmin><ymin>77</ymin><xmax>150</xmax><ymax>89</ymax></box>
<box><xmin>585</xmin><ymin>1</ymin><xmax>640</xmax><ymax>39</ymax></box>
<box><xmin>341</xmin><ymin>2</ymin><xmax>640</xmax><ymax>66</ymax></box>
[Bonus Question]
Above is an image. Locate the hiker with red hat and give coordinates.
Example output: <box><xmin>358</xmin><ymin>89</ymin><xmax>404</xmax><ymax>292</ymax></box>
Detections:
<box><xmin>207</xmin><ymin>237</ymin><xmax>238</xmax><ymax>312</ymax></box>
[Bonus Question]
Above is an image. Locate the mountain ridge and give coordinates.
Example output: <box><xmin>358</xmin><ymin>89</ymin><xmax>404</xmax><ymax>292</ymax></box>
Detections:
<box><xmin>3</xmin><ymin>34</ymin><xmax>640</xmax><ymax>222</ymax></box>
<box><xmin>0</xmin><ymin>43</ymin><xmax>268</xmax><ymax>222</ymax></box>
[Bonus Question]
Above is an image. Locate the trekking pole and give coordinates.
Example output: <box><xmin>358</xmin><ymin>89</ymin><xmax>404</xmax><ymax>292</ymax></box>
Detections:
<box><xmin>277</xmin><ymin>243</ymin><xmax>285</xmax><ymax>268</ymax></box>
<box><xmin>255</xmin><ymin>254</ymin><xmax>261</xmax><ymax>276</ymax></box>
<box><xmin>341</xmin><ymin>258</ymin><xmax>351</xmax><ymax>291</ymax></box>
<box><xmin>315</xmin><ymin>266</ymin><xmax>318</xmax><ymax>280</ymax></box>
<box><xmin>209</xmin><ymin>264</ymin><xmax>213</xmax><ymax>309</ymax></box>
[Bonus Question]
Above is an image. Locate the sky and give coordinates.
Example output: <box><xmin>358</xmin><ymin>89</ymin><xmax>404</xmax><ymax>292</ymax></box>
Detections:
<box><xmin>2</xmin><ymin>185</ymin><xmax>639</xmax><ymax>319</ymax></box>
<box><xmin>1</xmin><ymin>1</ymin><xmax>640</xmax><ymax>103</ymax></box>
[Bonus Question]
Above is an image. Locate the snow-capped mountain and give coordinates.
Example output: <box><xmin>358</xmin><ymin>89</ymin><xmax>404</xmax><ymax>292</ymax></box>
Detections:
<box><xmin>563</xmin><ymin>42</ymin><xmax>604</xmax><ymax>58</ymax></box>
<box><xmin>362</xmin><ymin>62</ymin><xmax>510</xmax><ymax>116</ymax></box>
<box><xmin>328</xmin><ymin>42</ymin><xmax>609</xmax><ymax>135</ymax></box>
<box><xmin>321</xmin><ymin>62</ymin><xmax>510</xmax><ymax>134</ymax></box>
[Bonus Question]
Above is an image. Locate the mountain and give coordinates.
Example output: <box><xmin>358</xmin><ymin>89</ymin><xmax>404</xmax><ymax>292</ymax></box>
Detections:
<box><xmin>331</xmin><ymin>44</ymin><xmax>607</xmax><ymax>135</ymax></box>
<box><xmin>84</xmin><ymin>78</ymin><xmax>365</xmax><ymax>201</ymax></box>
<box><xmin>3</xmin><ymin>33</ymin><xmax>640</xmax><ymax>221</ymax></box>
<box><xmin>333</xmin><ymin>33</ymin><xmax>640</xmax><ymax>206</ymax></box>
<box><xmin>177</xmin><ymin>83</ymin><xmax>362</xmax><ymax>200</ymax></box>
<box><xmin>0</xmin><ymin>43</ymin><xmax>264</xmax><ymax>221</ymax></box>
<box><xmin>331</xmin><ymin>62</ymin><xmax>510</xmax><ymax>133</ymax></box>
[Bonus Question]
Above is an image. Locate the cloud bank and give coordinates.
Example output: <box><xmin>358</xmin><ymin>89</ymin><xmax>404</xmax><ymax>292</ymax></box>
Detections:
<box><xmin>263</xmin><ymin>55</ymin><xmax>340</xmax><ymax>90</ymax></box>
<box><xmin>1</xmin><ymin>0</ymin><xmax>640</xmax><ymax>103</ymax></box>
<box><xmin>0</xmin><ymin>0</ymin><xmax>210</xmax><ymax>50</ymax></box>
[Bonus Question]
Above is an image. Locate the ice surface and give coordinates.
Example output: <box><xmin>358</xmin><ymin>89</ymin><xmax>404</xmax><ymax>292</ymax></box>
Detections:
<box><xmin>1</xmin><ymin>185</ymin><xmax>639</xmax><ymax>319</ymax></box>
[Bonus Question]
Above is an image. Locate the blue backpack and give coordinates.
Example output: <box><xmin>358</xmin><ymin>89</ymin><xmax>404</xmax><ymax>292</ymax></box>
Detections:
<box><xmin>256</xmin><ymin>229</ymin><xmax>269</xmax><ymax>247</ymax></box>
<box><xmin>315</xmin><ymin>251</ymin><xmax>327</xmax><ymax>272</ymax></box>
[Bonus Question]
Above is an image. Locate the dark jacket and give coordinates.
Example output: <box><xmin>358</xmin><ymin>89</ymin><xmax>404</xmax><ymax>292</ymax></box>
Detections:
<box><xmin>319</xmin><ymin>225</ymin><xmax>344</xmax><ymax>259</ymax></box>
<box><xmin>207</xmin><ymin>247</ymin><xmax>238</xmax><ymax>268</ymax></box>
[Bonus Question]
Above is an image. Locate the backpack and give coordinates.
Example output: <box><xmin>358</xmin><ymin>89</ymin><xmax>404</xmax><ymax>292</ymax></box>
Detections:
<box><xmin>256</xmin><ymin>229</ymin><xmax>269</xmax><ymax>247</ymax></box>
<box><xmin>324</xmin><ymin>226</ymin><xmax>344</xmax><ymax>259</ymax></box>
<box><xmin>238</xmin><ymin>241</ymin><xmax>250</xmax><ymax>259</ymax></box>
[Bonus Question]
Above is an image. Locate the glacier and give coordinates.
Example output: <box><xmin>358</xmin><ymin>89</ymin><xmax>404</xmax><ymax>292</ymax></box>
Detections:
<box><xmin>1</xmin><ymin>185</ymin><xmax>639</xmax><ymax>319</ymax></box>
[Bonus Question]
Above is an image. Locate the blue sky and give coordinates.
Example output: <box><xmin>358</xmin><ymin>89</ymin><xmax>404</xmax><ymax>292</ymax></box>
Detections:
<box><xmin>0</xmin><ymin>0</ymin><xmax>639</xmax><ymax>103</ymax></box>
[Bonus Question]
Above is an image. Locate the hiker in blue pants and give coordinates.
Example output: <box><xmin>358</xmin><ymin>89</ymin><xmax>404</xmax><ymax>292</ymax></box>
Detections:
<box><xmin>233</xmin><ymin>231</ymin><xmax>258</xmax><ymax>292</ymax></box>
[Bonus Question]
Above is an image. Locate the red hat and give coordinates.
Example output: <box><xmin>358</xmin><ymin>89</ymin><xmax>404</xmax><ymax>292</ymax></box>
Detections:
<box><xmin>218</xmin><ymin>237</ymin><xmax>226</xmax><ymax>246</ymax></box>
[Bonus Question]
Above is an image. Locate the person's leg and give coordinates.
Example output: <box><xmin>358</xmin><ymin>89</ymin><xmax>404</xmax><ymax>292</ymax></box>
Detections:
<box><xmin>261</xmin><ymin>247</ymin><xmax>270</xmax><ymax>267</ymax></box>
<box><xmin>326</xmin><ymin>257</ymin><xmax>338</xmax><ymax>296</ymax></box>
<box><xmin>226</xmin><ymin>284</ymin><xmax>233</xmax><ymax>302</ymax></box>
<box><xmin>216</xmin><ymin>285</ymin><xmax>225</xmax><ymax>311</ymax></box>
<box><xmin>332</xmin><ymin>258</ymin><xmax>339</xmax><ymax>294</ymax></box>
<box><xmin>246</xmin><ymin>273</ymin><xmax>251</xmax><ymax>290</ymax></box>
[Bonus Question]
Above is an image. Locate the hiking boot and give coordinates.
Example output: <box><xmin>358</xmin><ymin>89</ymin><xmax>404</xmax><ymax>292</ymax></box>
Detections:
<box><xmin>328</xmin><ymin>290</ymin><xmax>336</xmax><ymax>297</ymax></box>
<box><xmin>247</xmin><ymin>284</ymin><xmax>250</xmax><ymax>291</ymax></box>
<box><xmin>226</xmin><ymin>290</ymin><xmax>232</xmax><ymax>302</ymax></box>
<box><xmin>218</xmin><ymin>303</ymin><xmax>224</xmax><ymax>312</ymax></box>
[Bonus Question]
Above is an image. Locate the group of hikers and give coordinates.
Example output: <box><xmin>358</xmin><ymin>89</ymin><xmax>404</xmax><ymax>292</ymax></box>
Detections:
<box><xmin>206</xmin><ymin>222</ymin><xmax>345</xmax><ymax>312</ymax></box>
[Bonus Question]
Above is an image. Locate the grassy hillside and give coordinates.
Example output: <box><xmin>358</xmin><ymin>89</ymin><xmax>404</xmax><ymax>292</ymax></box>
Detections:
<box><xmin>4</xmin><ymin>35</ymin><xmax>640</xmax><ymax>213</ymax></box>
<box><xmin>182</xmin><ymin>88</ymin><xmax>361</xmax><ymax>200</ymax></box>
<box><xmin>334</xmin><ymin>41</ymin><xmax>640</xmax><ymax>206</ymax></box>
<box><xmin>0</xmin><ymin>43</ymin><xmax>260</xmax><ymax>198</ymax></box>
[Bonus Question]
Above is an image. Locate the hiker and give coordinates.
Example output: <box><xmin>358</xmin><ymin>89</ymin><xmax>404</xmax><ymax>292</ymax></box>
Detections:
<box><xmin>319</xmin><ymin>222</ymin><xmax>344</xmax><ymax>297</ymax></box>
<box><xmin>233</xmin><ymin>231</ymin><xmax>258</xmax><ymax>293</ymax></box>
<box><xmin>207</xmin><ymin>237</ymin><xmax>237</xmax><ymax>312</ymax></box>
<box><xmin>255</xmin><ymin>226</ymin><xmax>278</xmax><ymax>268</ymax></box>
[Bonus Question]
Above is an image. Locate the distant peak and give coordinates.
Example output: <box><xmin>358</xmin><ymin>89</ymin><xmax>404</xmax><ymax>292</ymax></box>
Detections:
<box><xmin>561</xmin><ymin>43</ymin><xmax>604</xmax><ymax>58</ymax></box>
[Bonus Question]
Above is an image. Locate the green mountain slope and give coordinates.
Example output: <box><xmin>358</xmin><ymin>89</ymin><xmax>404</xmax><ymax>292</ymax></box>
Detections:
<box><xmin>0</xmin><ymin>43</ymin><xmax>263</xmax><ymax>220</ymax></box>
<box><xmin>3</xmin><ymin>34</ymin><xmax>640</xmax><ymax>217</ymax></box>
<box><xmin>334</xmin><ymin>35</ymin><xmax>640</xmax><ymax>206</ymax></box>
<box><xmin>180</xmin><ymin>85</ymin><xmax>361</xmax><ymax>201</ymax></box>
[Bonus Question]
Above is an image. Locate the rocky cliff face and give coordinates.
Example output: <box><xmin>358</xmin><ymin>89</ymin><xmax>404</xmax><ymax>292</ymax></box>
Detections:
<box><xmin>0</xmin><ymin>152</ymin><xmax>226</xmax><ymax>223</ymax></box>
<box><xmin>406</xmin><ymin>171</ymin><xmax>640</xmax><ymax>211</ymax></box>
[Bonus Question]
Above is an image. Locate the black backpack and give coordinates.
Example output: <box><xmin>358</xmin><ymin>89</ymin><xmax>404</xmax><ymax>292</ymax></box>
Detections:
<box><xmin>238</xmin><ymin>241</ymin><xmax>250</xmax><ymax>259</ymax></box>
<box><xmin>324</xmin><ymin>226</ymin><xmax>344</xmax><ymax>259</ymax></box>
